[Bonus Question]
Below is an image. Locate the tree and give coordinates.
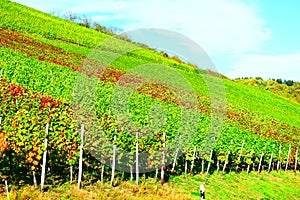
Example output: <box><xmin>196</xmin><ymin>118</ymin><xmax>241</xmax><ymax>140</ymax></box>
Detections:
<box><xmin>78</xmin><ymin>16</ymin><xmax>92</xmax><ymax>28</ymax></box>
<box><xmin>63</xmin><ymin>11</ymin><xmax>77</xmax><ymax>22</ymax></box>
<box><xmin>276</xmin><ymin>79</ymin><xmax>283</xmax><ymax>84</ymax></box>
<box><xmin>93</xmin><ymin>23</ymin><xmax>123</xmax><ymax>35</ymax></box>
<box><xmin>93</xmin><ymin>23</ymin><xmax>107</xmax><ymax>33</ymax></box>
<box><xmin>285</xmin><ymin>80</ymin><xmax>294</xmax><ymax>86</ymax></box>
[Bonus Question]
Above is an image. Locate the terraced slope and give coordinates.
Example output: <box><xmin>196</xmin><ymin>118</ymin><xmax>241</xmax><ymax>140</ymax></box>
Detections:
<box><xmin>0</xmin><ymin>0</ymin><xmax>299</xmax><ymax>187</ymax></box>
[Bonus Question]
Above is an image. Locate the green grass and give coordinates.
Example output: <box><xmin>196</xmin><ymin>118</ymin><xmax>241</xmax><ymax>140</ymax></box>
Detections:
<box><xmin>171</xmin><ymin>171</ymin><xmax>300</xmax><ymax>199</ymax></box>
<box><xmin>224</xmin><ymin>79</ymin><xmax>300</xmax><ymax>130</ymax></box>
<box><xmin>29</xmin><ymin>34</ymin><xmax>93</xmax><ymax>56</ymax></box>
<box><xmin>236</xmin><ymin>78</ymin><xmax>300</xmax><ymax>104</ymax></box>
<box><xmin>2</xmin><ymin>171</ymin><xmax>300</xmax><ymax>199</ymax></box>
<box><xmin>0</xmin><ymin>0</ymin><xmax>108</xmax><ymax>47</ymax></box>
<box><xmin>0</xmin><ymin>1</ymin><xmax>300</xmax><ymax>199</ymax></box>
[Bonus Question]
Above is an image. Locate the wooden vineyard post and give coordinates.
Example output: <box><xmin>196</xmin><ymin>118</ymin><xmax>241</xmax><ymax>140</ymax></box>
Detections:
<box><xmin>130</xmin><ymin>166</ymin><xmax>133</xmax><ymax>181</ymax></box>
<box><xmin>201</xmin><ymin>159</ymin><xmax>204</xmax><ymax>174</ymax></box>
<box><xmin>277</xmin><ymin>144</ymin><xmax>282</xmax><ymax>172</ymax></box>
<box><xmin>171</xmin><ymin>135</ymin><xmax>182</xmax><ymax>172</ymax></box>
<box><xmin>184</xmin><ymin>159</ymin><xmax>188</xmax><ymax>174</ymax></box>
<box><xmin>222</xmin><ymin>156</ymin><xmax>227</xmax><ymax>174</ymax></box>
<box><xmin>217</xmin><ymin>160</ymin><xmax>220</xmax><ymax>172</ymax></box>
<box><xmin>155</xmin><ymin>168</ymin><xmax>158</xmax><ymax>179</ymax></box>
<box><xmin>190</xmin><ymin>146</ymin><xmax>197</xmax><ymax>175</ymax></box>
<box><xmin>236</xmin><ymin>140</ymin><xmax>245</xmax><ymax>173</ymax></box>
<box><xmin>136</xmin><ymin>132</ymin><xmax>139</xmax><ymax>185</ymax></box>
<box><xmin>171</xmin><ymin>146</ymin><xmax>179</xmax><ymax>172</ymax></box>
<box><xmin>111</xmin><ymin>134</ymin><xmax>117</xmax><ymax>186</ymax></box>
<box><xmin>161</xmin><ymin>132</ymin><xmax>166</xmax><ymax>185</ymax></box>
<box><xmin>295</xmin><ymin>147</ymin><xmax>298</xmax><ymax>173</ymax></box>
<box><xmin>247</xmin><ymin>163</ymin><xmax>250</xmax><ymax>174</ymax></box>
<box><xmin>77</xmin><ymin>124</ymin><xmax>84</xmax><ymax>190</ymax></box>
<box><xmin>206</xmin><ymin>149</ymin><xmax>213</xmax><ymax>174</ymax></box>
<box><xmin>268</xmin><ymin>144</ymin><xmax>275</xmax><ymax>173</ymax></box>
<box><xmin>70</xmin><ymin>166</ymin><xmax>73</xmax><ymax>184</ymax></box>
<box><xmin>0</xmin><ymin>116</ymin><xmax>2</xmax><ymax>128</ymax></box>
<box><xmin>41</xmin><ymin>123</ymin><xmax>49</xmax><ymax>193</ymax></box>
<box><xmin>285</xmin><ymin>144</ymin><xmax>291</xmax><ymax>172</ymax></box>
<box><xmin>5</xmin><ymin>179</ymin><xmax>9</xmax><ymax>200</ymax></box>
<box><xmin>222</xmin><ymin>139</ymin><xmax>233</xmax><ymax>175</ymax></box>
<box><xmin>33</xmin><ymin>171</ymin><xmax>37</xmax><ymax>188</ymax></box>
<box><xmin>101</xmin><ymin>160</ymin><xmax>105</xmax><ymax>183</ymax></box>
<box><xmin>258</xmin><ymin>151</ymin><xmax>264</xmax><ymax>173</ymax></box>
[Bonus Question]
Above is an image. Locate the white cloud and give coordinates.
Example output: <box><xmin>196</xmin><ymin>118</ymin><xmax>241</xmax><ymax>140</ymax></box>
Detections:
<box><xmin>91</xmin><ymin>14</ymin><xmax>124</xmax><ymax>22</ymax></box>
<box><xmin>226</xmin><ymin>53</ymin><xmax>300</xmax><ymax>81</ymax></box>
<box><xmin>89</xmin><ymin>0</ymin><xmax>272</xmax><ymax>55</ymax></box>
<box><xmin>123</xmin><ymin>0</ymin><xmax>271</xmax><ymax>54</ymax></box>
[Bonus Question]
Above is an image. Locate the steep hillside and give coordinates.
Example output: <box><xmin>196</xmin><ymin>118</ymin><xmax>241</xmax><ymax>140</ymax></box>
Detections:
<box><xmin>0</xmin><ymin>1</ymin><xmax>299</xmax><ymax>199</ymax></box>
<box><xmin>236</xmin><ymin>77</ymin><xmax>300</xmax><ymax>104</ymax></box>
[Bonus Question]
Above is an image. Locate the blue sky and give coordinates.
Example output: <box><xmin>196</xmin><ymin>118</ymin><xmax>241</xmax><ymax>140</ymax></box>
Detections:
<box><xmin>13</xmin><ymin>0</ymin><xmax>300</xmax><ymax>81</ymax></box>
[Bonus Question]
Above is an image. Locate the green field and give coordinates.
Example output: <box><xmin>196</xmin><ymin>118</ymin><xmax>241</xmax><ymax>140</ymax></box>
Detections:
<box><xmin>2</xmin><ymin>171</ymin><xmax>300</xmax><ymax>199</ymax></box>
<box><xmin>0</xmin><ymin>0</ymin><xmax>299</xmax><ymax>199</ymax></box>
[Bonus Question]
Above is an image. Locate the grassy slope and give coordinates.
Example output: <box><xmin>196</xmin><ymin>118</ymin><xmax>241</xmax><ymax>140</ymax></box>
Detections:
<box><xmin>1</xmin><ymin>0</ymin><xmax>298</xmax><ymax>129</ymax></box>
<box><xmin>224</xmin><ymin>79</ymin><xmax>300</xmax><ymax>129</ymax></box>
<box><xmin>175</xmin><ymin>171</ymin><xmax>300</xmax><ymax>199</ymax></box>
<box><xmin>1</xmin><ymin>171</ymin><xmax>300</xmax><ymax>200</ymax></box>
<box><xmin>236</xmin><ymin>78</ymin><xmax>300</xmax><ymax>104</ymax></box>
<box><xmin>0</xmin><ymin>1</ymin><xmax>300</xmax><ymax>199</ymax></box>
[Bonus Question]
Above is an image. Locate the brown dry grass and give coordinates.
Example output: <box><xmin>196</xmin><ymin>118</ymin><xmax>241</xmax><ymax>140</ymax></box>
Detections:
<box><xmin>0</xmin><ymin>179</ymin><xmax>196</xmax><ymax>200</ymax></box>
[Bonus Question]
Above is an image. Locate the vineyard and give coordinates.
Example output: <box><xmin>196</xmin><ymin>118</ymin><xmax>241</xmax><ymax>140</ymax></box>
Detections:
<box><xmin>236</xmin><ymin>77</ymin><xmax>300</xmax><ymax>104</ymax></box>
<box><xmin>0</xmin><ymin>0</ymin><xmax>300</xmax><ymax>199</ymax></box>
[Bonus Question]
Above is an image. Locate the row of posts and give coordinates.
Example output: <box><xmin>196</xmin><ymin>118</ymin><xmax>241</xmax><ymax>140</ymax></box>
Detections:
<box><xmin>0</xmin><ymin>120</ymin><xmax>299</xmax><ymax>199</ymax></box>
